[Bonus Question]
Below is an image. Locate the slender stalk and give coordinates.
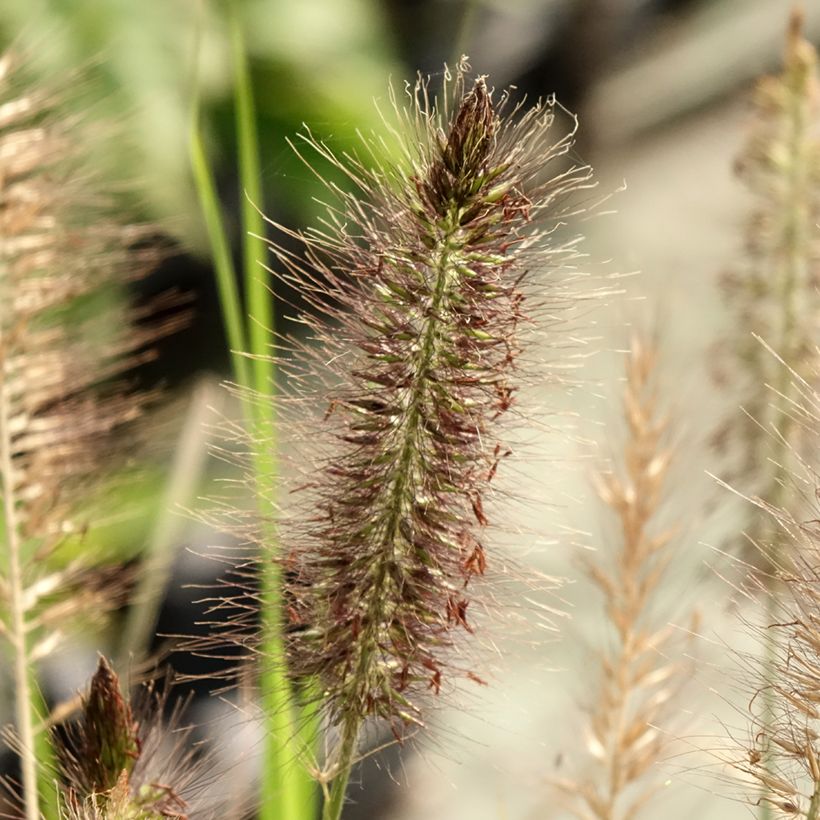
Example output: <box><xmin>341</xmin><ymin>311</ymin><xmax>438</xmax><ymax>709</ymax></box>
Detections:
<box><xmin>192</xmin><ymin>14</ymin><xmax>312</xmax><ymax>818</ymax></box>
<box><xmin>118</xmin><ymin>380</ymin><xmax>217</xmax><ymax>672</ymax></box>
<box><xmin>753</xmin><ymin>22</ymin><xmax>812</xmax><ymax>820</ymax></box>
<box><xmin>322</xmin><ymin>716</ymin><xmax>358</xmax><ymax>820</ymax></box>
<box><xmin>0</xmin><ymin>327</ymin><xmax>39</xmax><ymax>820</ymax></box>
<box><xmin>297</xmin><ymin>692</ymin><xmax>321</xmax><ymax>817</ymax></box>
<box><xmin>230</xmin><ymin>1</ymin><xmax>273</xmax><ymax>394</ymax></box>
<box><xmin>808</xmin><ymin>782</ymin><xmax>820</xmax><ymax>820</ymax></box>
<box><xmin>32</xmin><ymin>677</ymin><xmax>57</xmax><ymax>820</ymax></box>
<box><xmin>192</xmin><ymin>103</ymin><xmax>308</xmax><ymax>819</ymax></box>
<box><xmin>190</xmin><ymin>114</ymin><xmax>252</xmax><ymax>391</ymax></box>
<box><xmin>762</xmin><ymin>12</ymin><xmax>810</xmax><ymax>570</ymax></box>
<box><xmin>257</xmin><ymin>583</ymin><xmax>303</xmax><ymax>820</ymax></box>
<box><xmin>228</xmin><ymin>8</ymin><xmax>312</xmax><ymax>818</ymax></box>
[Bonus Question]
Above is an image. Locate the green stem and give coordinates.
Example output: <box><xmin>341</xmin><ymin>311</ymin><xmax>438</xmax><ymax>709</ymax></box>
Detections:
<box><xmin>189</xmin><ymin>113</ymin><xmax>251</xmax><ymax>391</ymax></box>
<box><xmin>764</xmin><ymin>45</ymin><xmax>808</xmax><ymax>569</ymax></box>
<box><xmin>258</xmin><ymin>583</ymin><xmax>303</xmax><ymax>820</ymax></box>
<box><xmin>227</xmin><ymin>6</ymin><xmax>315</xmax><ymax>818</ymax></box>
<box><xmin>191</xmin><ymin>91</ymin><xmax>307</xmax><ymax>817</ymax></box>
<box><xmin>32</xmin><ymin>676</ymin><xmax>58</xmax><ymax>820</ymax></box>
<box><xmin>297</xmin><ymin>691</ymin><xmax>321</xmax><ymax>817</ymax></box>
<box><xmin>322</xmin><ymin>716</ymin><xmax>359</xmax><ymax>820</ymax></box>
<box><xmin>230</xmin><ymin>1</ymin><xmax>273</xmax><ymax>396</ymax></box>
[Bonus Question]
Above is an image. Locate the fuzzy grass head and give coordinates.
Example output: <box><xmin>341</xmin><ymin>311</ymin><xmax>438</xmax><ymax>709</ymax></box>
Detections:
<box><xmin>57</xmin><ymin>658</ymin><xmax>220</xmax><ymax>820</ymax></box>
<box><xmin>261</xmin><ymin>57</ymin><xmax>595</xmax><ymax>754</ymax></box>
<box><xmin>715</xmin><ymin>8</ymin><xmax>820</xmax><ymax>569</ymax></box>
<box><xmin>0</xmin><ymin>48</ymin><xmax>172</xmax><ymax>819</ymax></box>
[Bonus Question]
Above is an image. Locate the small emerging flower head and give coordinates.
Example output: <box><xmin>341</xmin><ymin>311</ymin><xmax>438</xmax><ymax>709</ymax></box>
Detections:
<box><xmin>57</xmin><ymin>659</ymin><xmax>218</xmax><ymax>820</ymax></box>
<box><xmin>266</xmin><ymin>58</ymin><xmax>593</xmax><ymax>742</ymax></box>
<box><xmin>76</xmin><ymin>657</ymin><xmax>140</xmax><ymax>796</ymax></box>
<box><xmin>427</xmin><ymin>76</ymin><xmax>496</xmax><ymax>208</ymax></box>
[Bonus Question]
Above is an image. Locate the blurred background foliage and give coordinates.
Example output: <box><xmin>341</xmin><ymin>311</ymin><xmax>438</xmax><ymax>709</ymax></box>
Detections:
<box><xmin>2</xmin><ymin>1</ymin><xmax>820</xmax><ymax>818</ymax></box>
<box><xmin>0</xmin><ymin>0</ymin><xmax>813</xmax><ymax>268</ymax></box>
<box><xmin>1</xmin><ymin>0</ymin><xmax>814</xmax><ymax>322</ymax></box>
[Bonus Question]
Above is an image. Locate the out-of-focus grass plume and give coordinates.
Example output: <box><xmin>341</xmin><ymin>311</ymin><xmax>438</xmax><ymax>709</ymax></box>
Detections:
<box><xmin>0</xmin><ymin>0</ymin><xmax>398</xmax><ymax>240</ymax></box>
<box><xmin>555</xmin><ymin>336</ymin><xmax>696</xmax><ymax>819</ymax></box>
<box><xmin>716</xmin><ymin>8</ymin><xmax>820</xmax><ymax>566</ymax></box>
<box><xmin>0</xmin><ymin>50</ymin><xmax>162</xmax><ymax>818</ymax></box>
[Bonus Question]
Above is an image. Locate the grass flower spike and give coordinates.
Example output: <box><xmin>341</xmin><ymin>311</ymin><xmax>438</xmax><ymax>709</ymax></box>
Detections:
<box><xmin>557</xmin><ymin>337</ymin><xmax>694</xmax><ymax>819</ymax></box>
<box><xmin>0</xmin><ymin>51</ymin><xmax>163</xmax><ymax>818</ymax></box>
<box><xmin>58</xmin><ymin>658</ymin><xmax>205</xmax><ymax>819</ymax></box>
<box><xmin>261</xmin><ymin>59</ymin><xmax>593</xmax><ymax>816</ymax></box>
<box><xmin>712</xmin><ymin>16</ymin><xmax>820</xmax><ymax>817</ymax></box>
<box><xmin>717</xmin><ymin>9</ymin><xmax>820</xmax><ymax>567</ymax></box>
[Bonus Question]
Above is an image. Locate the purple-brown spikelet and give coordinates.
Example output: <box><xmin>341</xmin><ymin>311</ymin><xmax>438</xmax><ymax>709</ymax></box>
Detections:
<box><xmin>57</xmin><ymin>658</ymin><xmax>224</xmax><ymax>819</ymax></box>
<box><xmin>74</xmin><ymin>657</ymin><xmax>140</xmax><ymax>797</ymax></box>
<box><xmin>267</xmin><ymin>59</ymin><xmax>593</xmax><ymax>746</ymax></box>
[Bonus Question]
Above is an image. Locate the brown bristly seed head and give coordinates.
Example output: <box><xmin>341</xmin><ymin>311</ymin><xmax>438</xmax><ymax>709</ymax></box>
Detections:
<box><xmin>74</xmin><ymin>656</ymin><xmax>140</xmax><ymax>796</ymax></box>
<box><xmin>235</xmin><ymin>58</ymin><xmax>597</xmax><ymax>740</ymax></box>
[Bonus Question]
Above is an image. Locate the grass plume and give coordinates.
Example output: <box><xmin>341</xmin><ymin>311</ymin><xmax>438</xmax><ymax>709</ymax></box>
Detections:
<box><xmin>556</xmin><ymin>336</ymin><xmax>695</xmax><ymax>820</ymax></box>
<box><xmin>716</xmin><ymin>8</ymin><xmax>820</xmax><ymax>569</ymax></box>
<box><xmin>711</xmin><ymin>14</ymin><xmax>820</xmax><ymax>818</ymax></box>
<box><xmin>251</xmin><ymin>59</ymin><xmax>595</xmax><ymax>817</ymax></box>
<box><xmin>0</xmin><ymin>50</ymin><xmax>163</xmax><ymax>818</ymax></box>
